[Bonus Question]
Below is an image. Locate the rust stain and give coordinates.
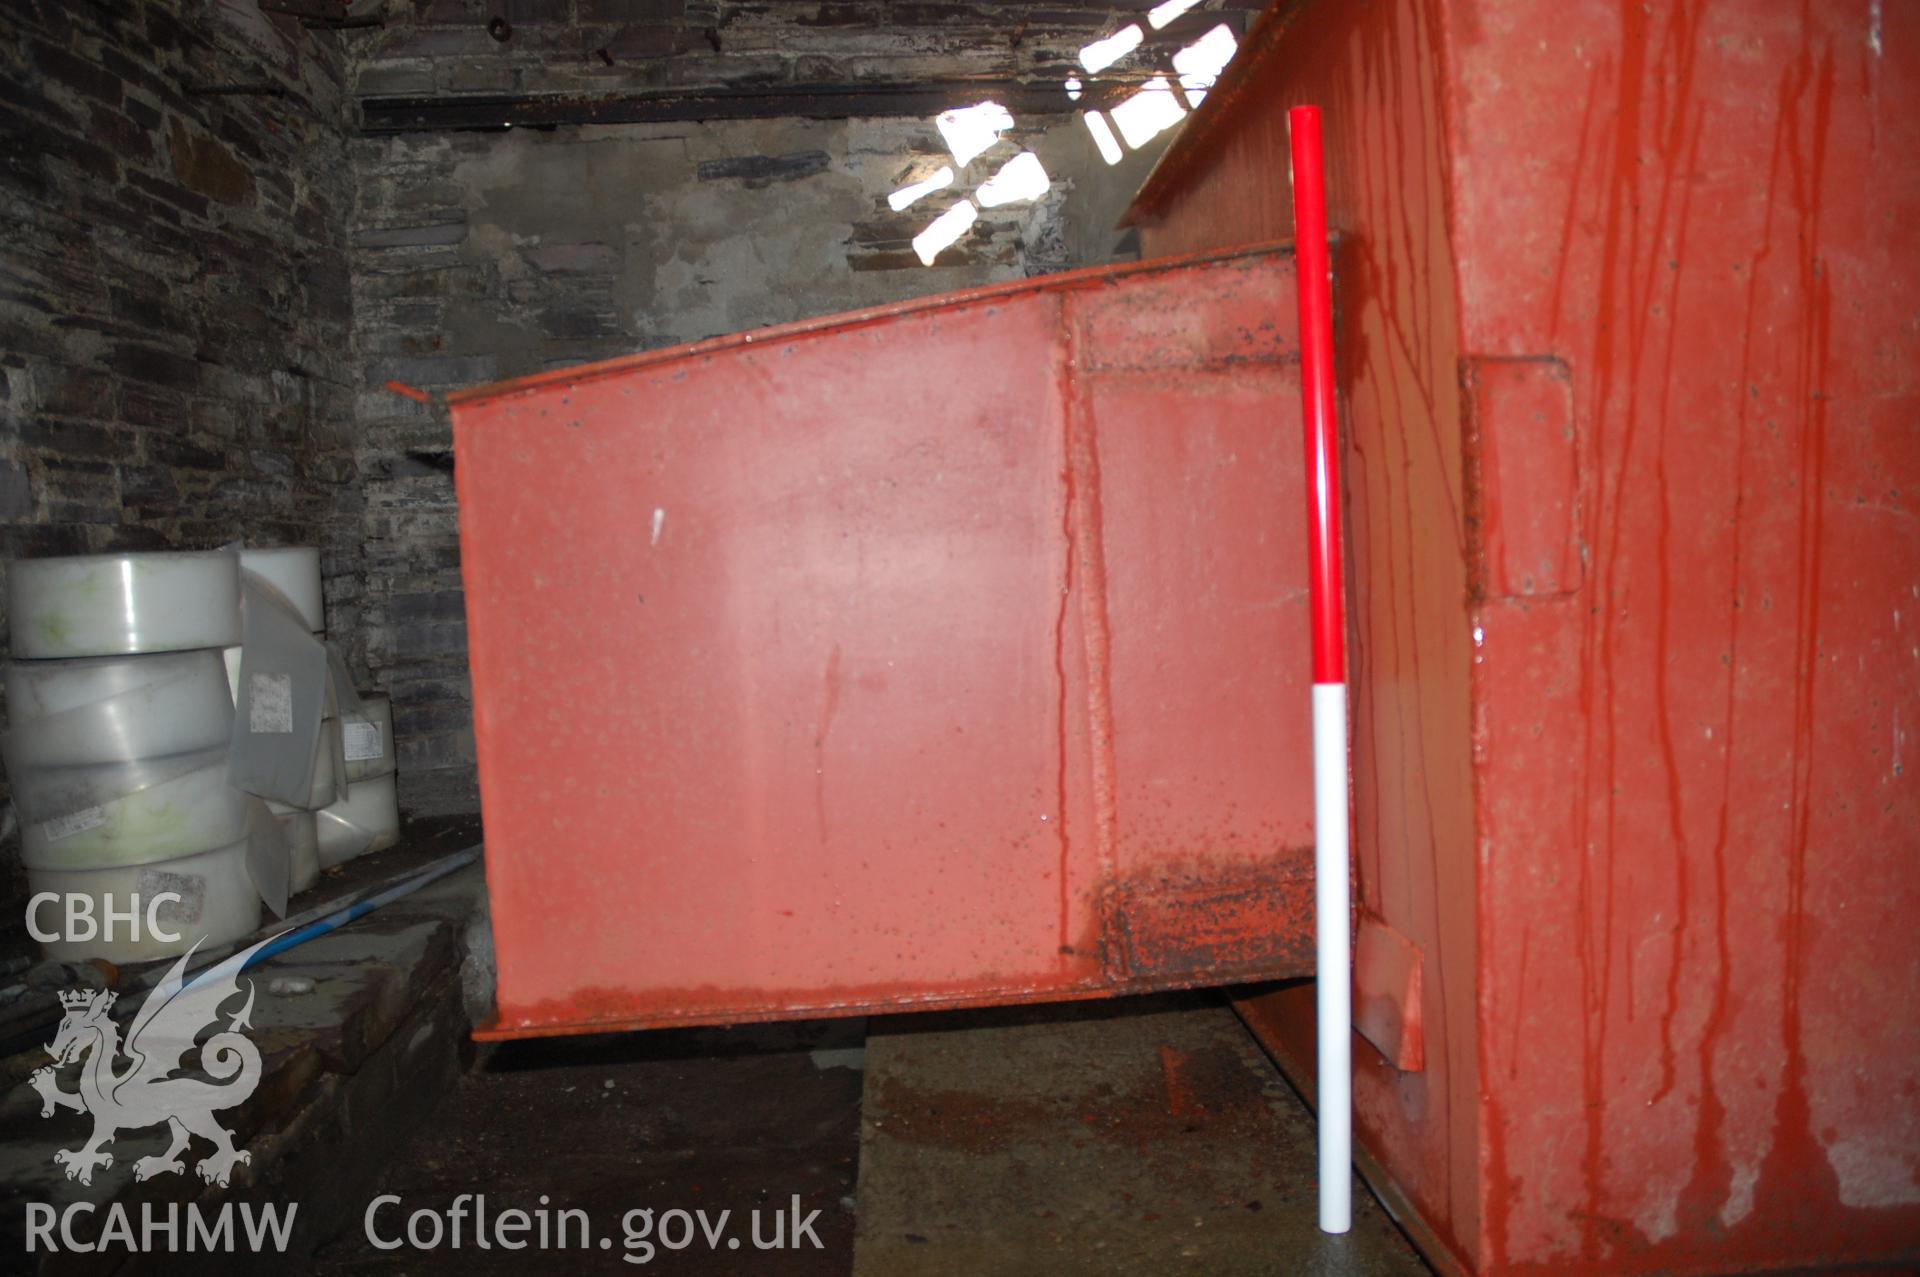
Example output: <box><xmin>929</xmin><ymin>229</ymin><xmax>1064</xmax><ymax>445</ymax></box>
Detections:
<box><xmin>1109</xmin><ymin>853</ymin><xmax>1317</xmax><ymax>984</ymax></box>
<box><xmin>1648</xmin><ymin>105</ymin><xmax>1708</xmax><ymax>1110</ymax></box>
<box><xmin>1569</xmin><ymin>0</ymin><xmax>1711</xmax><ymax>1253</ymax></box>
<box><xmin>1159</xmin><ymin>1044</ymin><xmax>1199</xmax><ymax>1118</ymax></box>
<box><xmin>480</xmin><ymin>850</ymin><xmax>1322</xmax><ymax>1042</ymax></box>
<box><xmin>1061</xmin><ymin>301</ymin><xmax>1124</xmax><ymax>977</ymax></box>
<box><xmin>865</xmin><ymin>1042</ymin><xmax>1266</xmax><ymax>1159</ymax></box>
<box><xmin>1054</xmin><ymin>314</ymin><xmax>1078</xmax><ymax>960</ymax></box>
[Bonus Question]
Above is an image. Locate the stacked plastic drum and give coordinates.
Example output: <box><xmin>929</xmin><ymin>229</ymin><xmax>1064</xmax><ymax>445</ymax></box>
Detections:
<box><xmin>4</xmin><ymin>551</ymin><xmax>265</xmax><ymax>963</ymax></box>
<box><xmin>236</xmin><ymin>547</ymin><xmax>331</xmax><ymax>894</ymax></box>
<box><xmin>229</xmin><ymin>547</ymin><xmax>400</xmax><ymax>872</ymax></box>
<box><xmin>326</xmin><ymin>691</ymin><xmax>401</xmax><ymax>867</ymax></box>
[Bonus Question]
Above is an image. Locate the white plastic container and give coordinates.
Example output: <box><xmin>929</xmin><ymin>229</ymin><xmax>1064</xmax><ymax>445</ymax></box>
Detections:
<box><xmin>239</xmin><ymin>546</ymin><xmax>324</xmax><ymax>633</ymax></box>
<box><xmin>260</xmin><ymin>720</ymin><xmax>338</xmax><ymax>813</ymax></box>
<box><xmin>222</xmin><ymin>645</ymin><xmax>242</xmax><ymax>702</ymax></box>
<box><xmin>317</xmin><ymin>771</ymin><xmax>400</xmax><ymax>868</ymax></box>
<box><xmin>26</xmin><ymin>834</ymin><xmax>263</xmax><ymax>964</ymax></box>
<box><xmin>277</xmin><ymin>809</ymin><xmax>320</xmax><ymax>894</ymax></box>
<box><xmin>341</xmin><ymin>693</ymin><xmax>394</xmax><ymax>782</ymax></box>
<box><xmin>20</xmin><ymin>759</ymin><xmax>254</xmax><ymax>869</ymax></box>
<box><xmin>4</xmin><ymin>650</ymin><xmax>233</xmax><ymax>767</ymax></box>
<box><xmin>304</xmin><ymin>718</ymin><xmax>340</xmax><ymax>810</ymax></box>
<box><xmin>8</xmin><ymin>551</ymin><xmax>241</xmax><ymax>658</ymax></box>
<box><xmin>225</xmin><ymin>644</ymin><xmax>358</xmax><ymax>719</ymax></box>
<box><xmin>227</xmin><ymin>574</ymin><xmax>331</xmax><ymax>808</ymax></box>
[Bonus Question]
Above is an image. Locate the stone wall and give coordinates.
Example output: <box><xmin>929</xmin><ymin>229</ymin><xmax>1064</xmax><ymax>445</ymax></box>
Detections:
<box><xmin>0</xmin><ymin>0</ymin><xmax>358</xmax><ymax>603</ymax></box>
<box><xmin>0</xmin><ymin>1</ymin><xmax>359</xmax><ymax>913</ymax></box>
<box><xmin>350</xmin><ymin>1</ymin><xmax>1259</xmax><ymax>109</ymax></box>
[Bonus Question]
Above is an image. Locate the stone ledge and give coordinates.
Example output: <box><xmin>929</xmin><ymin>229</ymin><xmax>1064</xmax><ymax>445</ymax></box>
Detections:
<box><xmin>0</xmin><ymin>838</ymin><xmax>486</xmax><ymax>1272</ymax></box>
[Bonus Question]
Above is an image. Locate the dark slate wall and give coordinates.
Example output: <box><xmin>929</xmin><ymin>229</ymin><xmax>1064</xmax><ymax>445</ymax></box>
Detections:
<box><xmin>0</xmin><ymin>1</ymin><xmax>360</xmax><ymax>913</ymax></box>
<box><xmin>0</xmin><ymin>1</ymin><xmax>360</xmax><ymax>612</ymax></box>
<box><xmin>351</xmin><ymin>1</ymin><xmax>1263</xmax><ymax>106</ymax></box>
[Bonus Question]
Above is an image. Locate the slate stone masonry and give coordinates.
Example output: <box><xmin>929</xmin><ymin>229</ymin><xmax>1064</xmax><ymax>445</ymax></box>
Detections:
<box><xmin>0</xmin><ymin>1</ymin><xmax>358</xmax><ymax>592</ymax></box>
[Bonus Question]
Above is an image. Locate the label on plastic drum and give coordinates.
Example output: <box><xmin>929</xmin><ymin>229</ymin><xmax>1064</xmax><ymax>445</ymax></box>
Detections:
<box><xmin>248</xmin><ymin>672</ymin><xmax>295</xmax><ymax>734</ymax></box>
<box><xmin>43</xmin><ymin>805</ymin><xmax>109</xmax><ymax>842</ymax></box>
<box><xmin>343</xmin><ymin>719</ymin><xmax>384</xmax><ymax>762</ymax></box>
<box><xmin>138</xmin><ymin>868</ymin><xmax>205</xmax><ymax>928</ymax></box>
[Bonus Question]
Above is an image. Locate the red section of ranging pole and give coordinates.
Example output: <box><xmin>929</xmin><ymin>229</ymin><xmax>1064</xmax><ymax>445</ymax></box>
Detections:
<box><xmin>1287</xmin><ymin>105</ymin><xmax>1345</xmax><ymax>686</ymax></box>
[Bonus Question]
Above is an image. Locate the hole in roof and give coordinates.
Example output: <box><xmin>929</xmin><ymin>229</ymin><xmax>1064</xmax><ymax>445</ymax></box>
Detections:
<box><xmin>935</xmin><ymin>101</ymin><xmax>1015</xmax><ymax>166</ymax></box>
<box><xmin>913</xmin><ymin>201</ymin><xmax>979</xmax><ymax>266</ymax></box>
<box><xmin>976</xmin><ymin>152</ymin><xmax>1049</xmax><ymax>208</ymax></box>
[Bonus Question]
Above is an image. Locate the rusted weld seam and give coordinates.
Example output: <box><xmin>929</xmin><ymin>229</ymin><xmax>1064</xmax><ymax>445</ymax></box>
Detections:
<box><xmin>1062</xmin><ymin>297</ymin><xmax>1123</xmax><ymax>978</ymax></box>
<box><xmin>1052</xmin><ymin>302</ymin><xmax>1077</xmax><ymax>959</ymax></box>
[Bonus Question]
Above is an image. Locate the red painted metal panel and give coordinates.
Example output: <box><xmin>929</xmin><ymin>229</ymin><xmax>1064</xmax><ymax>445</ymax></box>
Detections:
<box><xmin>1463</xmin><ymin>357</ymin><xmax>1578</xmax><ymax>600</ymax></box>
<box><xmin>1129</xmin><ymin>0</ymin><xmax>1920</xmax><ymax>1273</ymax></box>
<box><xmin>450</xmin><ymin>248</ymin><xmax>1317</xmax><ymax>1039</ymax></box>
<box><xmin>1451</xmin><ymin>1</ymin><xmax>1920</xmax><ymax>1271</ymax></box>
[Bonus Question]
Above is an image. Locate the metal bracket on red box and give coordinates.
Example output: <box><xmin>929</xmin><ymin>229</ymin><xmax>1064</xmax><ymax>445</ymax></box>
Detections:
<box><xmin>1353</xmin><ymin>914</ymin><xmax>1424</xmax><ymax>1072</ymax></box>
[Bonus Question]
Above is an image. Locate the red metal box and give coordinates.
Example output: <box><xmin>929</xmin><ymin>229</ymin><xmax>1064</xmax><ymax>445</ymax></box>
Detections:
<box><xmin>450</xmin><ymin>247</ymin><xmax>1321</xmax><ymax>1039</ymax></box>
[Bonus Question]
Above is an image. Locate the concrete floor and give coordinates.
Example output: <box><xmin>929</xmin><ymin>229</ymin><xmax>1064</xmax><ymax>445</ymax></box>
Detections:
<box><xmin>855</xmin><ymin>992</ymin><xmax>1426</xmax><ymax>1276</ymax></box>
<box><xmin>313</xmin><ymin>989</ymin><xmax>1426</xmax><ymax>1274</ymax></box>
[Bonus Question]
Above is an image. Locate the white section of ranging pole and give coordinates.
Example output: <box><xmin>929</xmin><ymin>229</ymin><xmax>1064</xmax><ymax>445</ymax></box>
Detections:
<box><xmin>1312</xmin><ymin>680</ymin><xmax>1352</xmax><ymax>1232</ymax></box>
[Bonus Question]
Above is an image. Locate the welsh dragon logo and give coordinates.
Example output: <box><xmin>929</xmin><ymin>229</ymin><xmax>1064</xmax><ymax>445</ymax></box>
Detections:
<box><xmin>30</xmin><ymin>935</ymin><xmax>276</xmax><ymax>1188</ymax></box>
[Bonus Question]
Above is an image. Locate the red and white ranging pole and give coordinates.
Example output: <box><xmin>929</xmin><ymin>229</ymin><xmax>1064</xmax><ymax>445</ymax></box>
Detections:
<box><xmin>1288</xmin><ymin>103</ymin><xmax>1352</xmax><ymax>1236</ymax></box>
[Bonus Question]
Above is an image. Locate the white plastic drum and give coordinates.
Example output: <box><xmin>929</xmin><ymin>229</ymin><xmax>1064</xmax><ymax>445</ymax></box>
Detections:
<box><xmin>277</xmin><ymin>810</ymin><xmax>320</xmax><ymax>894</ymax></box>
<box><xmin>4</xmin><ymin>650</ymin><xmax>233</xmax><ymax>767</ymax></box>
<box><xmin>341</xmin><ymin>694</ymin><xmax>394</xmax><ymax>783</ymax></box>
<box><xmin>317</xmin><ymin>771</ymin><xmax>400</xmax><ymax>868</ymax></box>
<box><xmin>20</xmin><ymin>760</ymin><xmax>253</xmax><ymax>870</ymax></box>
<box><xmin>240</xmin><ymin>546</ymin><xmax>324</xmax><ymax>633</ymax></box>
<box><xmin>26</xmin><ymin>835</ymin><xmax>263</xmax><ymax>964</ymax></box>
<box><xmin>8</xmin><ymin>551</ymin><xmax>241</xmax><ymax>658</ymax></box>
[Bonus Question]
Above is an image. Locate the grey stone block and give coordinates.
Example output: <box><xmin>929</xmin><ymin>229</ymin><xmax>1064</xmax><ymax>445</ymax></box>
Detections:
<box><xmin>355</xmin><ymin>63</ymin><xmax>437</xmax><ymax>96</ymax></box>
<box><xmin>353</xmin><ymin>220</ymin><xmax>469</xmax><ymax>250</ymax></box>
<box><xmin>524</xmin><ymin>240</ymin><xmax>621</xmax><ymax>274</ymax></box>
<box><xmin>697</xmin><ymin>149</ymin><xmax>833</xmax><ymax>187</ymax></box>
<box><xmin>0</xmin><ymin>459</ymin><xmax>33</xmax><ymax>521</ymax></box>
